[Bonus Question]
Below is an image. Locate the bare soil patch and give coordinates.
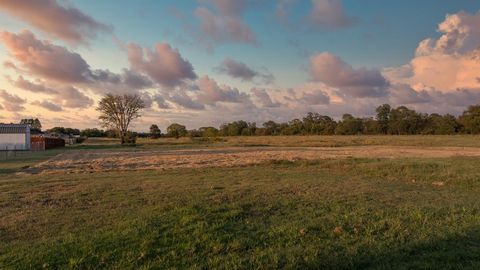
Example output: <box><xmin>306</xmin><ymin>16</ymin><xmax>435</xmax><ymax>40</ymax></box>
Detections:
<box><xmin>21</xmin><ymin>146</ymin><xmax>480</xmax><ymax>175</ymax></box>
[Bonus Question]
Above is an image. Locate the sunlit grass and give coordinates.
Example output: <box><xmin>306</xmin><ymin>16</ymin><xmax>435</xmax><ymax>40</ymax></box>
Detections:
<box><xmin>1</xmin><ymin>157</ymin><xmax>479</xmax><ymax>269</ymax></box>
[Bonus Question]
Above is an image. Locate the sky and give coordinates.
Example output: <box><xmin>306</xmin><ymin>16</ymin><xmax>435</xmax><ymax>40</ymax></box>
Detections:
<box><xmin>0</xmin><ymin>0</ymin><xmax>480</xmax><ymax>131</ymax></box>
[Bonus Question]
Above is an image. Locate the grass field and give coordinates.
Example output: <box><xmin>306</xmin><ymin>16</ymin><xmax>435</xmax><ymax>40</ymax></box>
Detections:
<box><xmin>1</xmin><ymin>136</ymin><xmax>480</xmax><ymax>269</ymax></box>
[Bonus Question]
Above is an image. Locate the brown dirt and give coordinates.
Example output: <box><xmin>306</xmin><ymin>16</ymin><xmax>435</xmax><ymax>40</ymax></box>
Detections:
<box><xmin>21</xmin><ymin>146</ymin><xmax>480</xmax><ymax>175</ymax></box>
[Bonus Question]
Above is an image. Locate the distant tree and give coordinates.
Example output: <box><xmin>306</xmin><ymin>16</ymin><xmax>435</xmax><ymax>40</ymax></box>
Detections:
<box><xmin>263</xmin><ymin>121</ymin><xmax>280</xmax><ymax>136</ymax></box>
<box><xmin>149</xmin><ymin>124</ymin><xmax>161</xmax><ymax>139</ymax></box>
<box><xmin>219</xmin><ymin>120</ymin><xmax>256</xmax><ymax>136</ymax></box>
<box><xmin>20</xmin><ymin>118</ymin><xmax>42</xmax><ymax>133</ymax></box>
<box><xmin>302</xmin><ymin>113</ymin><xmax>336</xmax><ymax>135</ymax></box>
<box><xmin>286</xmin><ymin>119</ymin><xmax>304</xmax><ymax>135</ymax></box>
<box><xmin>47</xmin><ymin>127</ymin><xmax>66</xmax><ymax>134</ymax></box>
<box><xmin>188</xmin><ymin>129</ymin><xmax>202</xmax><ymax>137</ymax></box>
<box><xmin>80</xmin><ymin>128</ymin><xmax>106</xmax><ymax>137</ymax></box>
<box><xmin>335</xmin><ymin>114</ymin><xmax>363</xmax><ymax>135</ymax></box>
<box><xmin>167</xmin><ymin>123</ymin><xmax>187</xmax><ymax>138</ymax></box>
<box><xmin>97</xmin><ymin>94</ymin><xmax>145</xmax><ymax>144</ymax></box>
<box><xmin>48</xmin><ymin>127</ymin><xmax>80</xmax><ymax>135</ymax></box>
<box><xmin>255</xmin><ymin>127</ymin><xmax>267</xmax><ymax>136</ymax></box>
<box><xmin>243</xmin><ymin>122</ymin><xmax>257</xmax><ymax>136</ymax></box>
<box><xmin>423</xmin><ymin>114</ymin><xmax>459</xmax><ymax>135</ymax></box>
<box><xmin>65</xmin><ymin>128</ymin><xmax>80</xmax><ymax>135</ymax></box>
<box><xmin>375</xmin><ymin>104</ymin><xmax>391</xmax><ymax>134</ymax></box>
<box><xmin>361</xmin><ymin>117</ymin><xmax>380</xmax><ymax>135</ymax></box>
<box><xmin>388</xmin><ymin>106</ymin><xmax>426</xmax><ymax>135</ymax></box>
<box><xmin>199</xmin><ymin>126</ymin><xmax>219</xmax><ymax>137</ymax></box>
<box><xmin>459</xmin><ymin>105</ymin><xmax>480</xmax><ymax>134</ymax></box>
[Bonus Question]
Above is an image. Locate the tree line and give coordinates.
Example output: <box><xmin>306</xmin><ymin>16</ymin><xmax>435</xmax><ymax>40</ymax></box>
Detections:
<box><xmin>93</xmin><ymin>103</ymin><xmax>480</xmax><ymax>138</ymax></box>
<box><xmin>15</xmin><ymin>103</ymin><xmax>480</xmax><ymax>140</ymax></box>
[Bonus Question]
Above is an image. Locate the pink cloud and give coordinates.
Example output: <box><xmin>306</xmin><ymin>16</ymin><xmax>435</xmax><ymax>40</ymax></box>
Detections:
<box><xmin>194</xmin><ymin>0</ymin><xmax>256</xmax><ymax>47</ymax></box>
<box><xmin>0</xmin><ymin>30</ymin><xmax>92</xmax><ymax>83</ymax></box>
<box><xmin>127</xmin><ymin>42</ymin><xmax>197</xmax><ymax>87</ymax></box>
<box><xmin>0</xmin><ymin>89</ymin><xmax>26</xmax><ymax>111</ymax></box>
<box><xmin>0</xmin><ymin>0</ymin><xmax>111</xmax><ymax>44</ymax></box>
<box><xmin>9</xmin><ymin>76</ymin><xmax>58</xmax><ymax>94</ymax></box>
<box><xmin>216</xmin><ymin>58</ymin><xmax>274</xmax><ymax>84</ymax></box>
<box><xmin>310</xmin><ymin>52</ymin><xmax>388</xmax><ymax>97</ymax></box>
<box><xmin>387</xmin><ymin>11</ymin><xmax>480</xmax><ymax>92</ymax></box>
<box><xmin>196</xmin><ymin>75</ymin><xmax>248</xmax><ymax>105</ymax></box>
<box><xmin>309</xmin><ymin>0</ymin><xmax>357</xmax><ymax>29</ymax></box>
<box><xmin>32</xmin><ymin>100</ymin><xmax>62</xmax><ymax>112</ymax></box>
<box><xmin>251</xmin><ymin>88</ymin><xmax>282</xmax><ymax>108</ymax></box>
<box><xmin>8</xmin><ymin>75</ymin><xmax>93</xmax><ymax>109</ymax></box>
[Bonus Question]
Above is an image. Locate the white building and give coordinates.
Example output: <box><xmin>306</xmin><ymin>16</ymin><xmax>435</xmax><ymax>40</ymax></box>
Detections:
<box><xmin>0</xmin><ymin>124</ymin><xmax>31</xmax><ymax>150</ymax></box>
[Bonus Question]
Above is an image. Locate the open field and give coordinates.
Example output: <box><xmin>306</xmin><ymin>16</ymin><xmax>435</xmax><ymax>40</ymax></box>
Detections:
<box><xmin>1</xmin><ymin>136</ymin><xmax>480</xmax><ymax>269</ymax></box>
<box><xmin>24</xmin><ymin>146</ymin><xmax>480</xmax><ymax>175</ymax></box>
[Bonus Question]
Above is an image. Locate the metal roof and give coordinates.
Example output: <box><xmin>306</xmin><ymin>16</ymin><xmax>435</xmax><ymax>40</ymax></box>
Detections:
<box><xmin>0</xmin><ymin>124</ymin><xmax>30</xmax><ymax>134</ymax></box>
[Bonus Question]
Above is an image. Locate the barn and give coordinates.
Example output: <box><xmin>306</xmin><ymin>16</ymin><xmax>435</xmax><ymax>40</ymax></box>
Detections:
<box><xmin>0</xmin><ymin>124</ymin><xmax>31</xmax><ymax>150</ymax></box>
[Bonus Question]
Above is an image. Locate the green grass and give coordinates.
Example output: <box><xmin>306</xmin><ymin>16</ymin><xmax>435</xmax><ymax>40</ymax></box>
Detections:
<box><xmin>1</xmin><ymin>156</ymin><xmax>480</xmax><ymax>269</ymax></box>
<box><xmin>0</xmin><ymin>149</ymin><xmax>65</xmax><ymax>174</ymax></box>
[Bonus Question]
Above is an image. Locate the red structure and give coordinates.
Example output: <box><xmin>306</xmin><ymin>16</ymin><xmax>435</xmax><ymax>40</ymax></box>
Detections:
<box><xmin>31</xmin><ymin>137</ymin><xmax>65</xmax><ymax>151</ymax></box>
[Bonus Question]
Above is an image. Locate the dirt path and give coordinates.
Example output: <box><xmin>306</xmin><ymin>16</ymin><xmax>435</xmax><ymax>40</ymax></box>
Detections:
<box><xmin>19</xmin><ymin>146</ymin><xmax>480</xmax><ymax>175</ymax></box>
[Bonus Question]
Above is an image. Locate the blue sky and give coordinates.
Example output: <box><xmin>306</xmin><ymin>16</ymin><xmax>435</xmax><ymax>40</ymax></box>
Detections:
<box><xmin>0</xmin><ymin>0</ymin><xmax>480</xmax><ymax>130</ymax></box>
<box><xmin>74</xmin><ymin>0</ymin><xmax>480</xmax><ymax>88</ymax></box>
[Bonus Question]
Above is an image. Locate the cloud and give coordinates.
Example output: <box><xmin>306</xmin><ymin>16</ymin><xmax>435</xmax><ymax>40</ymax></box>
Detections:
<box><xmin>32</xmin><ymin>100</ymin><xmax>62</xmax><ymax>112</ymax></box>
<box><xmin>416</xmin><ymin>11</ymin><xmax>480</xmax><ymax>56</ymax></box>
<box><xmin>8</xmin><ymin>76</ymin><xmax>58</xmax><ymax>94</ymax></box>
<box><xmin>388</xmin><ymin>84</ymin><xmax>431</xmax><ymax>105</ymax></box>
<box><xmin>194</xmin><ymin>0</ymin><xmax>256</xmax><ymax>47</ymax></box>
<box><xmin>90</xmin><ymin>68</ymin><xmax>154</xmax><ymax>94</ymax></box>
<box><xmin>153</xmin><ymin>94</ymin><xmax>171</xmax><ymax>109</ymax></box>
<box><xmin>387</xmin><ymin>10</ymin><xmax>480</xmax><ymax>93</ymax></box>
<box><xmin>299</xmin><ymin>90</ymin><xmax>331</xmax><ymax>105</ymax></box>
<box><xmin>54</xmin><ymin>86</ymin><xmax>94</xmax><ymax>109</ymax></box>
<box><xmin>169</xmin><ymin>91</ymin><xmax>205</xmax><ymax>110</ymax></box>
<box><xmin>127</xmin><ymin>42</ymin><xmax>197</xmax><ymax>87</ymax></box>
<box><xmin>310</xmin><ymin>52</ymin><xmax>389</xmax><ymax>97</ymax></box>
<box><xmin>0</xmin><ymin>89</ymin><xmax>26</xmax><ymax>111</ymax></box>
<box><xmin>196</xmin><ymin>75</ymin><xmax>249</xmax><ymax>105</ymax></box>
<box><xmin>0</xmin><ymin>30</ymin><xmax>93</xmax><ymax>83</ymax></box>
<box><xmin>1</xmin><ymin>30</ymin><xmax>155</xmax><ymax>95</ymax></box>
<box><xmin>251</xmin><ymin>88</ymin><xmax>281</xmax><ymax>107</ymax></box>
<box><xmin>8</xmin><ymin>75</ymin><xmax>93</xmax><ymax>109</ymax></box>
<box><xmin>120</xmin><ymin>69</ymin><xmax>154</xmax><ymax>89</ymax></box>
<box><xmin>309</xmin><ymin>0</ymin><xmax>357</xmax><ymax>29</ymax></box>
<box><xmin>216</xmin><ymin>58</ymin><xmax>274</xmax><ymax>84</ymax></box>
<box><xmin>0</xmin><ymin>0</ymin><xmax>111</xmax><ymax>44</ymax></box>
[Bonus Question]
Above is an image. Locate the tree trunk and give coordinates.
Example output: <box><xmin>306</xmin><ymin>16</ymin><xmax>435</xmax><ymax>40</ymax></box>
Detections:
<box><xmin>120</xmin><ymin>131</ymin><xmax>126</xmax><ymax>145</ymax></box>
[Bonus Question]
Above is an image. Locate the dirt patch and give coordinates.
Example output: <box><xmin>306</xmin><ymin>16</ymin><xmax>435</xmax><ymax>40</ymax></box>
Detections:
<box><xmin>21</xmin><ymin>146</ymin><xmax>480</xmax><ymax>175</ymax></box>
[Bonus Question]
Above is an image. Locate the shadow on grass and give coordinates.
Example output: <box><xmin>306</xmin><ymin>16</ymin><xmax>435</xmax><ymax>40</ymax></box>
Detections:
<box><xmin>350</xmin><ymin>228</ymin><xmax>480</xmax><ymax>270</ymax></box>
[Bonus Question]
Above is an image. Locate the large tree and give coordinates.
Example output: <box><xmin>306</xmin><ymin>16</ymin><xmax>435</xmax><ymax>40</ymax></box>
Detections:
<box><xmin>167</xmin><ymin>123</ymin><xmax>187</xmax><ymax>138</ymax></box>
<box><xmin>20</xmin><ymin>118</ymin><xmax>42</xmax><ymax>133</ymax></box>
<box><xmin>97</xmin><ymin>94</ymin><xmax>145</xmax><ymax>144</ymax></box>
<box><xmin>149</xmin><ymin>124</ymin><xmax>161</xmax><ymax>139</ymax></box>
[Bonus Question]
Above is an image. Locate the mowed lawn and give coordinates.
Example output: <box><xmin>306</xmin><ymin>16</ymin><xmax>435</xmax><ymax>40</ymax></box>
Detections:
<box><xmin>1</xmin><ymin>136</ymin><xmax>480</xmax><ymax>269</ymax></box>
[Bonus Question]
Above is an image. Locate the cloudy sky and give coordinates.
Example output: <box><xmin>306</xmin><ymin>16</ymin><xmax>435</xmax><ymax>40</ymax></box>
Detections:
<box><xmin>0</xmin><ymin>0</ymin><xmax>479</xmax><ymax>130</ymax></box>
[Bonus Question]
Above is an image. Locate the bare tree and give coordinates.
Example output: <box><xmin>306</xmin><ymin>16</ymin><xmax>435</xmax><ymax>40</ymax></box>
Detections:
<box><xmin>97</xmin><ymin>94</ymin><xmax>145</xmax><ymax>144</ymax></box>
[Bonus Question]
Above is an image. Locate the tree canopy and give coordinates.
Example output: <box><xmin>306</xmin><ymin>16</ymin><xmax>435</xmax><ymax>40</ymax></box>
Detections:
<box><xmin>97</xmin><ymin>94</ymin><xmax>145</xmax><ymax>144</ymax></box>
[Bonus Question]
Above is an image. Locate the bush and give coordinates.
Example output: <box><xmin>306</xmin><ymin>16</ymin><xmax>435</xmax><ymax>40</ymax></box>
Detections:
<box><xmin>122</xmin><ymin>131</ymin><xmax>137</xmax><ymax>145</ymax></box>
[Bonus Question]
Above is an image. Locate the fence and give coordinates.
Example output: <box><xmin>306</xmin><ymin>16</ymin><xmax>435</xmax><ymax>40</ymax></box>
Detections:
<box><xmin>0</xmin><ymin>145</ymin><xmax>35</xmax><ymax>161</ymax></box>
<box><xmin>1</xmin><ymin>138</ymin><xmax>65</xmax><ymax>160</ymax></box>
